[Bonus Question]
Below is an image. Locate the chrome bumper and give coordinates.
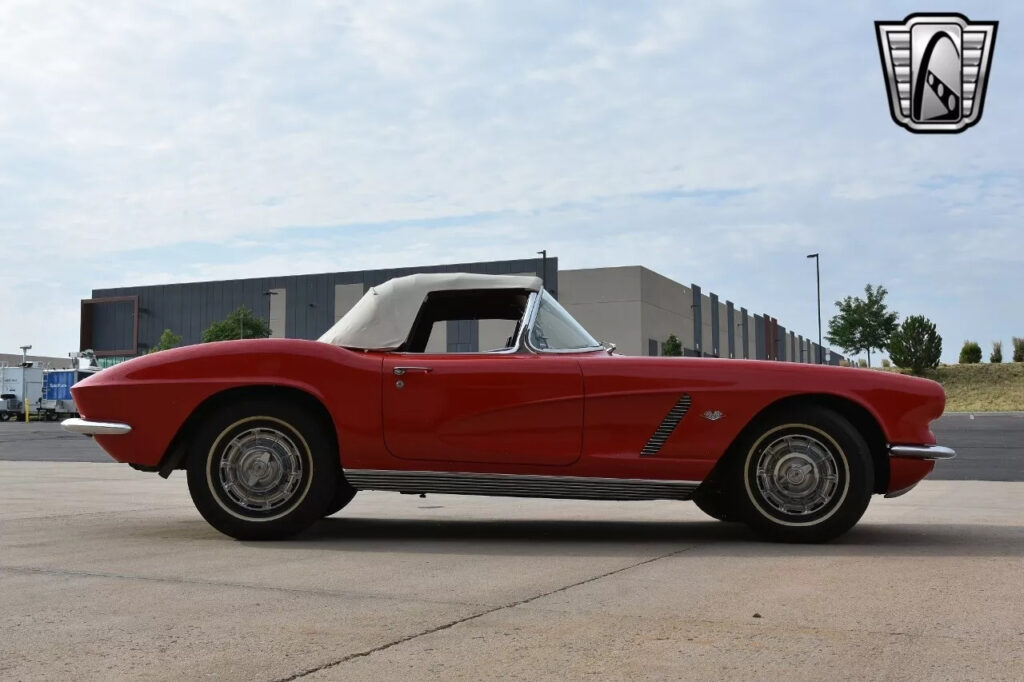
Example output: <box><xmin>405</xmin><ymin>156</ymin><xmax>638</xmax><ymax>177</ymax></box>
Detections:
<box><xmin>888</xmin><ymin>444</ymin><xmax>956</xmax><ymax>460</ymax></box>
<box><xmin>61</xmin><ymin>418</ymin><xmax>132</xmax><ymax>436</ymax></box>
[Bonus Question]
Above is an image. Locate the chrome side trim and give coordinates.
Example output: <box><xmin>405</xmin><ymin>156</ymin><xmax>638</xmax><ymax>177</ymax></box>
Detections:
<box><xmin>62</xmin><ymin>418</ymin><xmax>132</xmax><ymax>436</ymax></box>
<box><xmin>343</xmin><ymin>469</ymin><xmax>699</xmax><ymax>501</ymax></box>
<box><xmin>889</xmin><ymin>444</ymin><xmax>956</xmax><ymax>460</ymax></box>
<box><xmin>640</xmin><ymin>394</ymin><xmax>692</xmax><ymax>456</ymax></box>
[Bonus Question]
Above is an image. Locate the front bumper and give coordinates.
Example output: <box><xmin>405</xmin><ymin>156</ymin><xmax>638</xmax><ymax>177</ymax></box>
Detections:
<box><xmin>889</xmin><ymin>444</ymin><xmax>956</xmax><ymax>460</ymax></box>
<box><xmin>884</xmin><ymin>443</ymin><xmax>955</xmax><ymax>498</ymax></box>
<box><xmin>61</xmin><ymin>418</ymin><xmax>132</xmax><ymax>436</ymax></box>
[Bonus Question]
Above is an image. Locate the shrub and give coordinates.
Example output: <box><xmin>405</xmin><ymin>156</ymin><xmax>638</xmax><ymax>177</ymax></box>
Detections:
<box><xmin>838</xmin><ymin>359</ymin><xmax>851</xmax><ymax>367</ymax></box>
<box><xmin>888</xmin><ymin>315</ymin><xmax>942</xmax><ymax>374</ymax></box>
<box><xmin>990</xmin><ymin>341</ymin><xmax>1002</xmax><ymax>364</ymax></box>
<box><xmin>959</xmin><ymin>340</ymin><xmax>982</xmax><ymax>364</ymax></box>
<box><xmin>1013</xmin><ymin>337</ymin><xmax>1024</xmax><ymax>363</ymax></box>
<box><xmin>662</xmin><ymin>334</ymin><xmax>683</xmax><ymax>357</ymax></box>
<box><xmin>202</xmin><ymin>306</ymin><xmax>272</xmax><ymax>342</ymax></box>
<box><xmin>881</xmin><ymin>358</ymin><xmax>891</xmax><ymax>368</ymax></box>
<box><xmin>857</xmin><ymin>358</ymin><xmax>868</xmax><ymax>368</ymax></box>
<box><xmin>148</xmin><ymin>328</ymin><xmax>182</xmax><ymax>354</ymax></box>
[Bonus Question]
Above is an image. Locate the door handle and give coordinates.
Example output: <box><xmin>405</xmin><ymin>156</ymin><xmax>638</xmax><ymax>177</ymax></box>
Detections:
<box><xmin>393</xmin><ymin>366</ymin><xmax>433</xmax><ymax>376</ymax></box>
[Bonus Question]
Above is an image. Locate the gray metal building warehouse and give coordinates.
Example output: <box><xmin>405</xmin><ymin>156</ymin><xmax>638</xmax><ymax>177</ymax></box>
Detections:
<box><xmin>80</xmin><ymin>257</ymin><xmax>842</xmax><ymax>364</ymax></box>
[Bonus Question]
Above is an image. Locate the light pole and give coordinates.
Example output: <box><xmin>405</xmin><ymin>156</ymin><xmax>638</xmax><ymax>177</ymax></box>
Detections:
<box><xmin>536</xmin><ymin>250</ymin><xmax>547</xmax><ymax>290</ymax></box>
<box><xmin>806</xmin><ymin>253</ymin><xmax>822</xmax><ymax>364</ymax></box>
<box><xmin>19</xmin><ymin>345</ymin><xmax>31</xmax><ymax>422</ymax></box>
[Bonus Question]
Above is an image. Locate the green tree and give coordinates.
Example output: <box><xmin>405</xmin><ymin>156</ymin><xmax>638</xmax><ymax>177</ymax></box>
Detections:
<box><xmin>888</xmin><ymin>315</ymin><xmax>942</xmax><ymax>374</ymax></box>
<box><xmin>148</xmin><ymin>328</ymin><xmax>183</xmax><ymax>354</ymax></box>
<box><xmin>662</xmin><ymin>333</ymin><xmax>683</xmax><ymax>357</ymax></box>
<box><xmin>959</xmin><ymin>341</ymin><xmax>982</xmax><ymax>364</ymax></box>
<box><xmin>990</xmin><ymin>341</ymin><xmax>1002</xmax><ymax>364</ymax></box>
<box><xmin>825</xmin><ymin>284</ymin><xmax>899</xmax><ymax>367</ymax></box>
<box><xmin>201</xmin><ymin>306</ymin><xmax>272</xmax><ymax>343</ymax></box>
<box><xmin>1013</xmin><ymin>337</ymin><xmax>1024</xmax><ymax>363</ymax></box>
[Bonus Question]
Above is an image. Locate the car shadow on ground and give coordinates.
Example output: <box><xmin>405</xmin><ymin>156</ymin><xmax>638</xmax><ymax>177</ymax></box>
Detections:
<box><xmin>232</xmin><ymin>516</ymin><xmax>1024</xmax><ymax>558</ymax></box>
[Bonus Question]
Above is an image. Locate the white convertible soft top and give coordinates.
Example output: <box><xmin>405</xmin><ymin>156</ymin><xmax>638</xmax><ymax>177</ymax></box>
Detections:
<box><xmin>318</xmin><ymin>272</ymin><xmax>543</xmax><ymax>350</ymax></box>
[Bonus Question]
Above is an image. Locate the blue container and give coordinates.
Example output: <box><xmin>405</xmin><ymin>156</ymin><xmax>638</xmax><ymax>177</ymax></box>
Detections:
<box><xmin>43</xmin><ymin>370</ymin><xmax>75</xmax><ymax>401</ymax></box>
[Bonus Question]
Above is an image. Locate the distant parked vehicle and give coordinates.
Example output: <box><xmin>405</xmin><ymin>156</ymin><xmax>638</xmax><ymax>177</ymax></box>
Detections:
<box><xmin>37</xmin><ymin>369</ymin><xmax>97</xmax><ymax>421</ymax></box>
<box><xmin>0</xmin><ymin>393</ymin><xmax>19</xmax><ymax>421</ymax></box>
<box><xmin>0</xmin><ymin>353</ymin><xmax>102</xmax><ymax>421</ymax></box>
<box><xmin>0</xmin><ymin>366</ymin><xmax>42</xmax><ymax>421</ymax></box>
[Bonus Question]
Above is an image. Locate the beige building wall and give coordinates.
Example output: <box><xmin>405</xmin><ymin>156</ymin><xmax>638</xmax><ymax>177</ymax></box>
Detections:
<box><xmin>562</xmin><ymin>266</ymin><xmax>824</xmax><ymax>360</ymax></box>
<box><xmin>639</xmin><ymin>268</ymin><xmax>693</xmax><ymax>354</ymax></box>
<box><xmin>717</xmin><ymin>301</ymin><xmax>729</xmax><ymax>358</ymax></box>
<box><xmin>700</xmin><ymin>294</ymin><xmax>713</xmax><ymax>356</ymax></box>
<box><xmin>333</xmin><ymin>283</ymin><xmax>365</xmax><ymax>322</ymax></box>
<box><xmin>746</xmin><ymin>314</ymin><xmax>757</xmax><ymax>360</ymax></box>
<box><xmin>479</xmin><ymin>319</ymin><xmax>518</xmax><ymax>352</ymax></box>
<box><xmin>560</xmin><ymin>267</ymin><xmax>644</xmax><ymax>356</ymax></box>
<box><xmin>424</xmin><ymin>321</ymin><xmax>447</xmax><ymax>353</ymax></box>
<box><xmin>267</xmin><ymin>288</ymin><xmax>287</xmax><ymax>338</ymax></box>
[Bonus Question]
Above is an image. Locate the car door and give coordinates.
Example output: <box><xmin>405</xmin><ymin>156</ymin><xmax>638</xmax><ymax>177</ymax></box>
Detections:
<box><xmin>382</xmin><ymin>353</ymin><xmax>584</xmax><ymax>466</ymax></box>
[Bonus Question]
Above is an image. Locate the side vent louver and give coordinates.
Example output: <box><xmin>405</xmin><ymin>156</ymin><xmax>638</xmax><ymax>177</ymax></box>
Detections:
<box><xmin>640</xmin><ymin>393</ymin><xmax>691</xmax><ymax>456</ymax></box>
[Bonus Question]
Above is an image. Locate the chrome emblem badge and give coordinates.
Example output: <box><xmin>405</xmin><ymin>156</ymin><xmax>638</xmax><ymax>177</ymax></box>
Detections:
<box><xmin>702</xmin><ymin>410</ymin><xmax>724</xmax><ymax>422</ymax></box>
<box><xmin>875</xmin><ymin>13</ymin><xmax>997</xmax><ymax>133</ymax></box>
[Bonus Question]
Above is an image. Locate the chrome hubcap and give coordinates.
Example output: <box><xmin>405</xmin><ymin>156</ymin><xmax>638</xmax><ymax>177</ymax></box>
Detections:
<box><xmin>218</xmin><ymin>427</ymin><xmax>303</xmax><ymax>512</ymax></box>
<box><xmin>755</xmin><ymin>434</ymin><xmax>840</xmax><ymax>516</ymax></box>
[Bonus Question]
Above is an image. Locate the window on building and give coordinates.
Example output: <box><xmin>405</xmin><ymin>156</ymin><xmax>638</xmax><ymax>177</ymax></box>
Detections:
<box><xmin>648</xmin><ymin>339</ymin><xmax>658</xmax><ymax>356</ymax></box>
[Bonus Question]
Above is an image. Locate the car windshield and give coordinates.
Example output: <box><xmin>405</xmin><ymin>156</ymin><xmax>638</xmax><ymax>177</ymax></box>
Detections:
<box><xmin>528</xmin><ymin>291</ymin><xmax>601</xmax><ymax>351</ymax></box>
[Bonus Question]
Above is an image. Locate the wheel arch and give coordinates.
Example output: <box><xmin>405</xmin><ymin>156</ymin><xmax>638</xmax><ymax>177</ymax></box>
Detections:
<box><xmin>705</xmin><ymin>393</ymin><xmax>889</xmax><ymax>494</ymax></box>
<box><xmin>156</xmin><ymin>385</ymin><xmax>339</xmax><ymax>478</ymax></box>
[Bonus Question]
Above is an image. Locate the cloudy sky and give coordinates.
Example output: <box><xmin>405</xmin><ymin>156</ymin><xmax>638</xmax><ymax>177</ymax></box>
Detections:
<box><xmin>1</xmin><ymin>1</ymin><xmax>1021</xmax><ymax>362</ymax></box>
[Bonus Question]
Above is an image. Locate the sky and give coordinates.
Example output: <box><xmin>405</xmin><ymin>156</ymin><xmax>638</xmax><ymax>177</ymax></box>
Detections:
<box><xmin>1</xmin><ymin>0</ymin><xmax>1021</xmax><ymax>362</ymax></box>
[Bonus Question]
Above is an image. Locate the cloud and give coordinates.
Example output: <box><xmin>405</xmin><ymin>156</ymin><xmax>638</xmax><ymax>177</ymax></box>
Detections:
<box><xmin>1</xmin><ymin>0</ymin><xmax>1022</xmax><ymax>361</ymax></box>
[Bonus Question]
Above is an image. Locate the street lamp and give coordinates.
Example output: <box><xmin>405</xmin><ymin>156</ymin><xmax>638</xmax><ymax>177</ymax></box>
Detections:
<box><xmin>536</xmin><ymin>250</ymin><xmax>547</xmax><ymax>289</ymax></box>
<box><xmin>19</xmin><ymin>345</ymin><xmax>31</xmax><ymax>422</ymax></box>
<box><xmin>806</xmin><ymin>253</ymin><xmax>822</xmax><ymax>364</ymax></box>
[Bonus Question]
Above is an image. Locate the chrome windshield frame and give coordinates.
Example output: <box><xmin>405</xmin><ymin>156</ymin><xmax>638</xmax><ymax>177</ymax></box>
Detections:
<box><xmin>523</xmin><ymin>290</ymin><xmax>605</xmax><ymax>355</ymax></box>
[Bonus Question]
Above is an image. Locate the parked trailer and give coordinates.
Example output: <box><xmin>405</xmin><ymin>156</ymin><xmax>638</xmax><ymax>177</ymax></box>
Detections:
<box><xmin>37</xmin><ymin>370</ymin><xmax>80</xmax><ymax>421</ymax></box>
<box><xmin>0</xmin><ymin>366</ymin><xmax>43</xmax><ymax>421</ymax></box>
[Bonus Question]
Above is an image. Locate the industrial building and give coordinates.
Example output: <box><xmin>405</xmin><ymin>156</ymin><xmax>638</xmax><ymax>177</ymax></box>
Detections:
<box><xmin>79</xmin><ymin>257</ymin><xmax>842</xmax><ymax>364</ymax></box>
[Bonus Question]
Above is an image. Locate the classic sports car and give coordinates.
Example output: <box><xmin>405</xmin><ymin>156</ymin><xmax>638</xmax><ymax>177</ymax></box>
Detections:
<box><xmin>64</xmin><ymin>273</ymin><xmax>953</xmax><ymax>543</ymax></box>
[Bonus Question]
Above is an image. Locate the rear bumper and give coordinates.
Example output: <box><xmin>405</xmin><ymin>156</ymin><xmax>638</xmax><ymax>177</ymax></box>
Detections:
<box><xmin>61</xmin><ymin>418</ymin><xmax>132</xmax><ymax>436</ymax></box>
<box><xmin>889</xmin><ymin>444</ymin><xmax>956</xmax><ymax>460</ymax></box>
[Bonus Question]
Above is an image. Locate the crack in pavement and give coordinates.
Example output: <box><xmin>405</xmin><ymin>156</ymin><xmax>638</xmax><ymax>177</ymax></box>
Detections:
<box><xmin>0</xmin><ymin>506</ymin><xmax>192</xmax><ymax>522</ymax></box>
<box><xmin>271</xmin><ymin>545</ymin><xmax>696</xmax><ymax>682</ymax></box>
<box><xmin>0</xmin><ymin>565</ymin><xmax>489</xmax><ymax>609</ymax></box>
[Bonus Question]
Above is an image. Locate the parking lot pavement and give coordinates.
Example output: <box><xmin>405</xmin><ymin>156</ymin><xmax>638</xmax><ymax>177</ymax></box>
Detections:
<box><xmin>1</xmin><ymin>462</ymin><xmax>1022</xmax><ymax>681</ymax></box>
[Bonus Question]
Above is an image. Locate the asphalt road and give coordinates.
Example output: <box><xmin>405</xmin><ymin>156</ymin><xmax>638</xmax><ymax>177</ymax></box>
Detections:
<box><xmin>1</xmin><ymin>412</ymin><xmax>1021</xmax><ymax>481</ymax></box>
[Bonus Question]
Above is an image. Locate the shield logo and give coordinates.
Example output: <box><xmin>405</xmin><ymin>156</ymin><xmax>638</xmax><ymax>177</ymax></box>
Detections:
<box><xmin>875</xmin><ymin>13</ymin><xmax>997</xmax><ymax>133</ymax></box>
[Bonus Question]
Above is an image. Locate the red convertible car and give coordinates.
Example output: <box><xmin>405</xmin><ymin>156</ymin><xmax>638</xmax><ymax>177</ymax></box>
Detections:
<box><xmin>64</xmin><ymin>273</ymin><xmax>953</xmax><ymax>542</ymax></box>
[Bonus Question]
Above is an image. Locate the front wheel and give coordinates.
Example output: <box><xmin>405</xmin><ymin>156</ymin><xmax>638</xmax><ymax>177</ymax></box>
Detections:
<box><xmin>730</xmin><ymin>406</ymin><xmax>874</xmax><ymax>543</ymax></box>
<box><xmin>186</xmin><ymin>400</ymin><xmax>339</xmax><ymax>540</ymax></box>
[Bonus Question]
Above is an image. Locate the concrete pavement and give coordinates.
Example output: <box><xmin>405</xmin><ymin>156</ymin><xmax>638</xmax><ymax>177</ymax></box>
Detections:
<box><xmin>1</xmin><ymin>461</ymin><xmax>1021</xmax><ymax>681</ymax></box>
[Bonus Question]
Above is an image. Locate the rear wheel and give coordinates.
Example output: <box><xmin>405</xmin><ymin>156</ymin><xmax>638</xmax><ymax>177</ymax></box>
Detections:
<box><xmin>186</xmin><ymin>400</ymin><xmax>338</xmax><ymax>540</ymax></box>
<box><xmin>730</xmin><ymin>406</ymin><xmax>873</xmax><ymax>543</ymax></box>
